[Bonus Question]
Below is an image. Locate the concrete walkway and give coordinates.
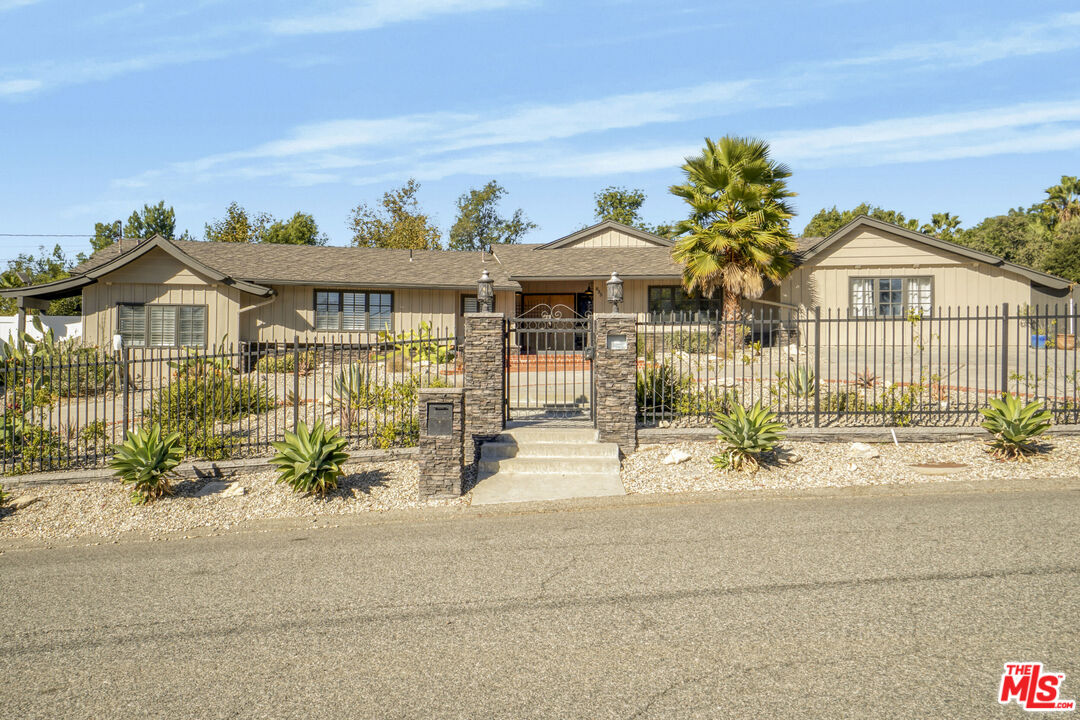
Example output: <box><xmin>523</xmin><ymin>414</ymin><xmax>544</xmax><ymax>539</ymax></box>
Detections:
<box><xmin>470</xmin><ymin>425</ymin><xmax>624</xmax><ymax>504</ymax></box>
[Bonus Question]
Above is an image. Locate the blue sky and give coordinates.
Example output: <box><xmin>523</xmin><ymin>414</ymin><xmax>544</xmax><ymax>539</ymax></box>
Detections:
<box><xmin>1</xmin><ymin>0</ymin><xmax>1079</xmax><ymax>262</ymax></box>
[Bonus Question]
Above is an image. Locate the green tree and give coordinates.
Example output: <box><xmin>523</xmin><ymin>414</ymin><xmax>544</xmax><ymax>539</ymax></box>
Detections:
<box><xmin>0</xmin><ymin>245</ymin><xmax>80</xmax><ymax>315</ymax></box>
<box><xmin>956</xmin><ymin>212</ymin><xmax>1051</xmax><ymax>269</ymax></box>
<box><xmin>204</xmin><ymin>202</ymin><xmax>272</xmax><ymax>243</ymax></box>
<box><xmin>1039</xmin><ymin>217</ymin><xmax>1080</xmax><ymax>282</ymax></box>
<box><xmin>91</xmin><ymin>220</ymin><xmax>121</xmax><ymax>252</ymax></box>
<box><xmin>1040</xmin><ymin>175</ymin><xmax>1080</xmax><ymax>227</ymax></box>
<box><xmin>263</xmin><ymin>212</ymin><xmax>327</xmax><ymax>245</ymax></box>
<box><xmin>801</xmin><ymin>203</ymin><xmax>921</xmax><ymax>237</ymax></box>
<box><xmin>919</xmin><ymin>212</ymin><xmax>963</xmax><ymax>241</ymax></box>
<box><xmin>348</xmin><ymin>179</ymin><xmax>441</xmax><ymax>250</ymax></box>
<box><xmin>124</xmin><ymin>201</ymin><xmax>183</xmax><ymax>240</ymax></box>
<box><xmin>593</xmin><ymin>186</ymin><xmax>673</xmax><ymax>237</ymax></box>
<box><xmin>92</xmin><ymin>201</ymin><xmax>190</xmax><ymax>252</ymax></box>
<box><xmin>449</xmin><ymin>180</ymin><xmax>536</xmax><ymax>251</ymax></box>
<box><xmin>669</xmin><ymin>136</ymin><xmax>796</xmax><ymax>342</ymax></box>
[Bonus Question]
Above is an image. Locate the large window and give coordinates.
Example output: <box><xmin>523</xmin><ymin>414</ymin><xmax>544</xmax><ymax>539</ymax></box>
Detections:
<box><xmin>850</xmin><ymin>277</ymin><xmax>933</xmax><ymax>318</ymax></box>
<box><xmin>648</xmin><ymin>286</ymin><xmax>723</xmax><ymax>320</ymax></box>
<box><xmin>314</xmin><ymin>290</ymin><xmax>393</xmax><ymax>332</ymax></box>
<box><xmin>117</xmin><ymin>304</ymin><xmax>206</xmax><ymax>347</ymax></box>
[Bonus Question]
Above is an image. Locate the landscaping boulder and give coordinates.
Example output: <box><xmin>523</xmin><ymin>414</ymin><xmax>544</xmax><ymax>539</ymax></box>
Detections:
<box><xmin>9</xmin><ymin>495</ymin><xmax>42</xmax><ymax>510</ymax></box>
<box><xmin>221</xmin><ymin>484</ymin><xmax>246</xmax><ymax>498</ymax></box>
<box><xmin>661</xmin><ymin>449</ymin><xmax>692</xmax><ymax>465</ymax></box>
<box><xmin>848</xmin><ymin>442</ymin><xmax>880</xmax><ymax>459</ymax></box>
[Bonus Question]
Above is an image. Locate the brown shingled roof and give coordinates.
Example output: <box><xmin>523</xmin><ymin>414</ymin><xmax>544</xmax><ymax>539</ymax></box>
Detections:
<box><xmin>73</xmin><ymin>239</ymin><xmax>521</xmax><ymax>291</ymax></box>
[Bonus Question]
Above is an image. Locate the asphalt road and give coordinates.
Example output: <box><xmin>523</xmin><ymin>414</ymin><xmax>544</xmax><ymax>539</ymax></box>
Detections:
<box><xmin>2</xmin><ymin>480</ymin><xmax>1079</xmax><ymax>719</ymax></box>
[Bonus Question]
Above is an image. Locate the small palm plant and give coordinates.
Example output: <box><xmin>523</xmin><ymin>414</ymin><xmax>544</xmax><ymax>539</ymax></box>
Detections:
<box><xmin>979</xmin><ymin>392</ymin><xmax>1052</xmax><ymax>460</ymax></box>
<box><xmin>270</xmin><ymin>421</ymin><xmax>350</xmax><ymax>497</ymax></box>
<box><xmin>711</xmin><ymin>401</ymin><xmax>786</xmax><ymax>471</ymax></box>
<box><xmin>109</xmin><ymin>425</ymin><xmax>185</xmax><ymax>504</ymax></box>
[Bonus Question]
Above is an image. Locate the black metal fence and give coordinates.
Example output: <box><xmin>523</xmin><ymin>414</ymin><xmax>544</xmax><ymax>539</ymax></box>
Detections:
<box><xmin>0</xmin><ymin>331</ymin><xmax>461</xmax><ymax>474</ymax></box>
<box><xmin>636</xmin><ymin>303</ymin><xmax>1080</xmax><ymax>428</ymax></box>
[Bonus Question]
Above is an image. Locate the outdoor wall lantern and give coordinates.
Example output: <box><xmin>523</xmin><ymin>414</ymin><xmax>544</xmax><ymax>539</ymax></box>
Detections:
<box><xmin>606</xmin><ymin>271</ymin><xmax>624</xmax><ymax>312</ymax></box>
<box><xmin>477</xmin><ymin>269</ymin><xmax>494</xmax><ymax>312</ymax></box>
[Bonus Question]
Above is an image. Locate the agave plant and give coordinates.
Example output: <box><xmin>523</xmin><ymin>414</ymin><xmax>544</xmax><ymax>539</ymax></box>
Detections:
<box><xmin>331</xmin><ymin>364</ymin><xmax>378</xmax><ymax>428</ymax></box>
<box><xmin>711</xmin><ymin>401</ymin><xmax>786</xmax><ymax>471</ymax></box>
<box><xmin>979</xmin><ymin>392</ymin><xmax>1052</xmax><ymax>460</ymax></box>
<box><xmin>269</xmin><ymin>421</ymin><xmax>350</xmax><ymax>497</ymax></box>
<box><xmin>109</xmin><ymin>425</ymin><xmax>185</xmax><ymax>504</ymax></box>
<box><xmin>782</xmin><ymin>368</ymin><xmax>816</xmax><ymax>399</ymax></box>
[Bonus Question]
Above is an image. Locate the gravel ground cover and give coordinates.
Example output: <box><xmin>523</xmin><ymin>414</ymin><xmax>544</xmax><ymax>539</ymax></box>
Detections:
<box><xmin>622</xmin><ymin>437</ymin><xmax>1080</xmax><ymax>494</ymax></box>
<box><xmin>0</xmin><ymin>460</ymin><xmax>466</xmax><ymax>542</ymax></box>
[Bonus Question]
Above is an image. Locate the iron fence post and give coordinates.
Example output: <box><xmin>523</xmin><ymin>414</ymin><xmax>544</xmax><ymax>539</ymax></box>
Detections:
<box><xmin>292</xmin><ymin>334</ymin><xmax>300</xmax><ymax>432</ymax></box>
<box><xmin>813</xmin><ymin>306</ymin><xmax>821</xmax><ymax>428</ymax></box>
<box><xmin>120</xmin><ymin>346</ymin><xmax>130</xmax><ymax>438</ymax></box>
<box><xmin>1000</xmin><ymin>303</ymin><xmax>1009</xmax><ymax>395</ymax></box>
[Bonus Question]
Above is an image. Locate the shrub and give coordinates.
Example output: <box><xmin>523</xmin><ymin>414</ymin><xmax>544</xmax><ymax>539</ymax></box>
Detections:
<box><xmin>79</xmin><ymin>419</ymin><xmax>108</xmax><ymax>448</ymax></box>
<box><xmin>0</xmin><ymin>482</ymin><xmax>7</xmax><ymax>508</ymax></box>
<box><xmin>711</xmin><ymin>401</ymin><xmax>786</xmax><ymax>472</ymax></box>
<box><xmin>636</xmin><ymin>363</ymin><xmax>689</xmax><ymax>421</ymax></box>
<box><xmin>146</xmin><ymin>372</ymin><xmax>273</xmax><ymax>426</ymax></box>
<box><xmin>374</xmin><ymin>417</ymin><xmax>419</xmax><ymax>449</ymax></box>
<box><xmin>270</xmin><ymin>420</ymin><xmax>349</xmax><ymax>497</ymax></box>
<box><xmin>109</xmin><ymin>425</ymin><xmax>184</xmax><ymax>504</ymax></box>
<box><xmin>255</xmin><ymin>349</ymin><xmax>316</xmax><ymax>374</ymax></box>
<box><xmin>979</xmin><ymin>392</ymin><xmax>1052</xmax><ymax>460</ymax></box>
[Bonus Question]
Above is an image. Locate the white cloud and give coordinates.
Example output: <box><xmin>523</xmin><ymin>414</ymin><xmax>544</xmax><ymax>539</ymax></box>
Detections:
<box><xmin>268</xmin><ymin>0</ymin><xmax>525</xmax><ymax>35</ymax></box>
<box><xmin>0</xmin><ymin>0</ymin><xmax>44</xmax><ymax>11</ymax></box>
<box><xmin>834</xmin><ymin>11</ymin><xmax>1080</xmax><ymax>68</ymax></box>
<box><xmin>0</xmin><ymin>78</ymin><xmax>42</xmax><ymax>96</ymax></box>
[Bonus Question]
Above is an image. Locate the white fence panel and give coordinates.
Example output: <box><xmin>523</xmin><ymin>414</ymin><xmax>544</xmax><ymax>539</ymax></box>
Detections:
<box><xmin>0</xmin><ymin>315</ymin><xmax>82</xmax><ymax>343</ymax></box>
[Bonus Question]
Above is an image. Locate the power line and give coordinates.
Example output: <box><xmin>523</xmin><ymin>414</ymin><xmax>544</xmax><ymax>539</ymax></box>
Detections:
<box><xmin>0</xmin><ymin>234</ymin><xmax>96</xmax><ymax>239</ymax></box>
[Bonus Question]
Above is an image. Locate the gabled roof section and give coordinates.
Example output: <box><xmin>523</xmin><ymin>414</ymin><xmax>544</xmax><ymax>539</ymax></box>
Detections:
<box><xmin>536</xmin><ymin>220</ymin><xmax>673</xmax><ymax>249</ymax></box>
<box><xmin>1</xmin><ymin>235</ymin><xmax>275</xmax><ymax>300</ymax></box>
<box><xmin>798</xmin><ymin>215</ymin><xmax>1073</xmax><ymax>291</ymax></box>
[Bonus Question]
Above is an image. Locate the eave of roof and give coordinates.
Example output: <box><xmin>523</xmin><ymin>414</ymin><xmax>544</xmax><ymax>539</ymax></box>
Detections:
<box><xmin>0</xmin><ymin>235</ymin><xmax>275</xmax><ymax>300</ymax></box>
<box><xmin>798</xmin><ymin>215</ymin><xmax>1074</xmax><ymax>291</ymax></box>
<box><xmin>536</xmin><ymin>220</ymin><xmax>673</xmax><ymax>249</ymax></box>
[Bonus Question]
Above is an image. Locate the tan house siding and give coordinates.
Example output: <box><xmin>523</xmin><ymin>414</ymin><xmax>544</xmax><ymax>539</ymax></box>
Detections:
<box><xmin>82</xmin><ymin>249</ymin><xmax>242</xmax><ymax>348</ymax></box>
<box><xmin>561</xmin><ymin>228</ymin><xmax>666</xmax><ymax>249</ymax></box>
<box><xmin>776</xmin><ymin>226</ymin><xmax>1074</xmax><ymax>312</ymax></box>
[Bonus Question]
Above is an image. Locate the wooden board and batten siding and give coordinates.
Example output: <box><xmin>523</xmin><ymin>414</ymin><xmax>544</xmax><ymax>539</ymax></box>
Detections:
<box><xmin>559</xmin><ymin>227</ymin><xmax>667</xmax><ymax>248</ymax></box>
<box><xmin>773</xmin><ymin>226</ymin><xmax>1077</xmax><ymax>313</ymax></box>
<box><xmin>82</xmin><ymin>248</ymin><xmax>241</xmax><ymax>348</ymax></box>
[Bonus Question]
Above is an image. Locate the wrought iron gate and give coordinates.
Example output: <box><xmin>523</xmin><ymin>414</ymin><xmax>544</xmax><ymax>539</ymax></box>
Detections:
<box><xmin>504</xmin><ymin>304</ymin><xmax>594</xmax><ymax>422</ymax></box>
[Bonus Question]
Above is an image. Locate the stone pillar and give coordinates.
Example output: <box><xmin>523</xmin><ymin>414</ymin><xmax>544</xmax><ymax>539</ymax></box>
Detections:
<box><xmin>464</xmin><ymin>313</ymin><xmax>505</xmax><ymax>462</ymax></box>
<box><xmin>417</xmin><ymin>387</ymin><xmax>465</xmax><ymax>499</ymax></box>
<box><xmin>593</xmin><ymin>313</ymin><xmax>637</xmax><ymax>456</ymax></box>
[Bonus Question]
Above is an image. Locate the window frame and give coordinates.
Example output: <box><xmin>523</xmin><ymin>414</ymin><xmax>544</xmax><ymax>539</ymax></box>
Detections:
<box><xmin>115</xmin><ymin>303</ymin><xmax>208</xmax><ymax>348</ymax></box>
<box><xmin>460</xmin><ymin>293</ymin><xmax>496</xmax><ymax>315</ymax></box>
<box><xmin>848</xmin><ymin>276</ymin><xmax>934</xmax><ymax>318</ymax></box>
<box><xmin>647</xmin><ymin>285</ymin><xmax>723</xmax><ymax>321</ymax></box>
<box><xmin>312</xmin><ymin>289</ymin><xmax>395</xmax><ymax>332</ymax></box>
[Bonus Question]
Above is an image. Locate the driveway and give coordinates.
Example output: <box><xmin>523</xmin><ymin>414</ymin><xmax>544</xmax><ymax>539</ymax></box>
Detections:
<box><xmin>2</xmin><ymin>479</ymin><xmax>1078</xmax><ymax>718</ymax></box>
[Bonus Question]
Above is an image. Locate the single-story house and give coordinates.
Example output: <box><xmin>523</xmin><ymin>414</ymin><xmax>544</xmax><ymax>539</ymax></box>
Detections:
<box><xmin>2</xmin><ymin>216</ymin><xmax>1075</xmax><ymax>350</ymax></box>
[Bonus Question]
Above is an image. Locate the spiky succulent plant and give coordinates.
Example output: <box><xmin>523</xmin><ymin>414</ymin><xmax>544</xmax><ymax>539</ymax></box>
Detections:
<box><xmin>269</xmin><ymin>421</ymin><xmax>350</xmax><ymax>496</ymax></box>
<box><xmin>109</xmin><ymin>425</ymin><xmax>184</xmax><ymax>504</ymax></box>
<box><xmin>711</xmin><ymin>401</ymin><xmax>786</xmax><ymax>471</ymax></box>
<box><xmin>979</xmin><ymin>392</ymin><xmax>1051</xmax><ymax>460</ymax></box>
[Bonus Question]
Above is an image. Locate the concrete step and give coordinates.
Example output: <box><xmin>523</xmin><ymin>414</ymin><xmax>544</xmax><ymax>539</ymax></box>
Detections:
<box><xmin>478</xmin><ymin>455</ymin><xmax>620</xmax><ymax>476</ymax></box>
<box><xmin>471</xmin><ymin>470</ymin><xmax>624</xmax><ymax>505</ymax></box>
<box><xmin>480</xmin><ymin>440</ymin><xmax>618</xmax><ymax>461</ymax></box>
<box><xmin>497</xmin><ymin>427</ymin><xmax>598</xmax><ymax>444</ymax></box>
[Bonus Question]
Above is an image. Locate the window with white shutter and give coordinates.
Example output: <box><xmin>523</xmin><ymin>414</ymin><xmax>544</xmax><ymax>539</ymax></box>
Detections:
<box><xmin>312</xmin><ymin>290</ymin><xmax>393</xmax><ymax>332</ymax></box>
<box><xmin>116</xmin><ymin>304</ymin><xmax>207</xmax><ymax>347</ymax></box>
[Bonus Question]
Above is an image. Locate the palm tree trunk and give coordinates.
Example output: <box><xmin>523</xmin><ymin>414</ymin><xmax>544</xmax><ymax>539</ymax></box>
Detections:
<box><xmin>723</xmin><ymin>288</ymin><xmax>741</xmax><ymax>348</ymax></box>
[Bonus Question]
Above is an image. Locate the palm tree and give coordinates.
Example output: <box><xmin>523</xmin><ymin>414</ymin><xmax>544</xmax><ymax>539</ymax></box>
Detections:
<box><xmin>1045</xmin><ymin>176</ymin><xmax>1080</xmax><ymax>225</ymax></box>
<box><xmin>669</xmin><ymin>136</ymin><xmax>797</xmax><ymax>343</ymax></box>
